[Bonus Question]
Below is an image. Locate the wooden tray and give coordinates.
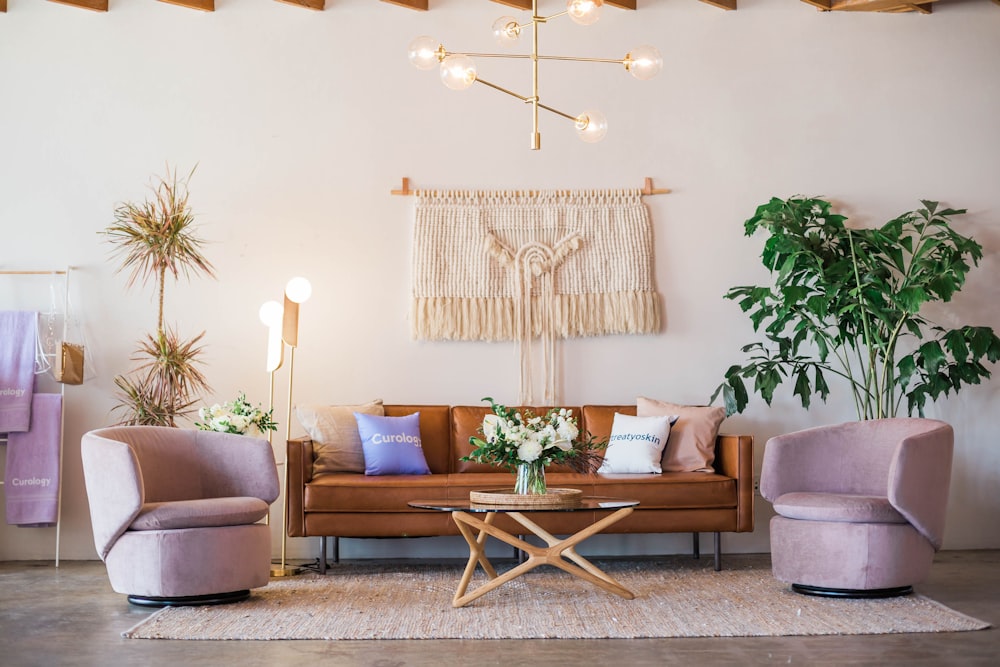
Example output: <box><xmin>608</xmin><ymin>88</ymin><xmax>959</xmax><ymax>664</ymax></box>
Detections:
<box><xmin>469</xmin><ymin>488</ymin><xmax>583</xmax><ymax>508</ymax></box>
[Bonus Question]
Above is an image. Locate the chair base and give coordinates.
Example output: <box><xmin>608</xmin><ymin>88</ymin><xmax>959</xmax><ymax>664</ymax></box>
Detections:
<box><xmin>791</xmin><ymin>583</ymin><xmax>913</xmax><ymax>599</ymax></box>
<box><xmin>127</xmin><ymin>589</ymin><xmax>251</xmax><ymax>607</ymax></box>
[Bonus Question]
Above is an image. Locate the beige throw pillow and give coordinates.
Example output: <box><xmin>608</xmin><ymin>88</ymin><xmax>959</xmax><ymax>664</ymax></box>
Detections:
<box><xmin>295</xmin><ymin>399</ymin><xmax>384</xmax><ymax>475</ymax></box>
<box><xmin>636</xmin><ymin>396</ymin><xmax>725</xmax><ymax>473</ymax></box>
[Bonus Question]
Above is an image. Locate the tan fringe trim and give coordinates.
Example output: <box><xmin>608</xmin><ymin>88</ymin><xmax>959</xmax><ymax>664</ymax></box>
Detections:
<box><xmin>411</xmin><ymin>292</ymin><xmax>661</xmax><ymax>342</ymax></box>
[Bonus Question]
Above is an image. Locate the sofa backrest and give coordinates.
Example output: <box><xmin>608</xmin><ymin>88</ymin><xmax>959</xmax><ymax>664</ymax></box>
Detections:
<box><xmin>383</xmin><ymin>405</ymin><xmax>452</xmax><ymax>475</ymax></box>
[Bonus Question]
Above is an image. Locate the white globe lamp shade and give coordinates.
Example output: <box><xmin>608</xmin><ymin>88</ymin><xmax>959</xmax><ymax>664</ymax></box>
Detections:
<box><xmin>440</xmin><ymin>54</ymin><xmax>477</xmax><ymax>91</ymax></box>
<box><xmin>408</xmin><ymin>36</ymin><xmax>441</xmax><ymax>71</ymax></box>
<box><xmin>575</xmin><ymin>110</ymin><xmax>608</xmax><ymax>144</ymax></box>
<box><xmin>567</xmin><ymin>0</ymin><xmax>603</xmax><ymax>26</ymax></box>
<box><xmin>285</xmin><ymin>277</ymin><xmax>312</xmax><ymax>304</ymax></box>
<box><xmin>258</xmin><ymin>300</ymin><xmax>283</xmax><ymax>327</ymax></box>
<box><xmin>626</xmin><ymin>45</ymin><xmax>663</xmax><ymax>81</ymax></box>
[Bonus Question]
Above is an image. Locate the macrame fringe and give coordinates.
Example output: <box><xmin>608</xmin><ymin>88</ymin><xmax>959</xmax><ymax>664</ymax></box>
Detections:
<box><xmin>411</xmin><ymin>292</ymin><xmax>661</xmax><ymax>342</ymax></box>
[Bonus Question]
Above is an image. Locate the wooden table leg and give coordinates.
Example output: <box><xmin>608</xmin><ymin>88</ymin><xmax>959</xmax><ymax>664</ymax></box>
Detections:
<box><xmin>507</xmin><ymin>508</ymin><xmax>636</xmax><ymax>600</ymax></box>
<box><xmin>448</xmin><ymin>507</ymin><xmax>636</xmax><ymax>607</ymax></box>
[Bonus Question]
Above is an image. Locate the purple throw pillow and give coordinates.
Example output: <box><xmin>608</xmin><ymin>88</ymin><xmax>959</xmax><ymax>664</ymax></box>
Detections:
<box><xmin>354</xmin><ymin>412</ymin><xmax>431</xmax><ymax>476</ymax></box>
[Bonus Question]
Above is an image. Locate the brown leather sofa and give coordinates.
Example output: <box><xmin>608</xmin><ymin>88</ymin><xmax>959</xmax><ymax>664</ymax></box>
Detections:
<box><xmin>286</xmin><ymin>404</ymin><xmax>754</xmax><ymax>573</ymax></box>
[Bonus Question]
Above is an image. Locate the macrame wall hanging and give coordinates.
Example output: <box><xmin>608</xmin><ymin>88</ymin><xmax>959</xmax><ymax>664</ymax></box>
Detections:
<box><xmin>411</xmin><ymin>188</ymin><xmax>661</xmax><ymax>404</ymax></box>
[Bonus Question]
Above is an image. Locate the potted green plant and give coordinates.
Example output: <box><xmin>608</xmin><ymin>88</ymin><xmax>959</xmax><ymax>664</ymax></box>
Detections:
<box><xmin>103</xmin><ymin>166</ymin><xmax>216</xmax><ymax>426</ymax></box>
<box><xmin>711</xmin><ymin>197</ymin><xmax>1000</xmax><ymax>419</ymax></box>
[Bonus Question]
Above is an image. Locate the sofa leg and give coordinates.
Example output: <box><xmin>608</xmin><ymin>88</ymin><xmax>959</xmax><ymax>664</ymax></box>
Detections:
<box><xmin>319</xmin><ymin>537</ymin><xmax>327</xmax><ymax>575</ymax></box>
<box><xmin>714</xmin><ymin>532</ymin><xmax>721</xmax><ymax>571</ymax></box>
<box><xmin>692</xmin><ymin>532</ymin><xmax>700</xmax><ymax>559</ymax></box>
<box><xmin>333</xmin><ymin>536</ymin><xmax>340</xmax><ymax>564</ymax></box>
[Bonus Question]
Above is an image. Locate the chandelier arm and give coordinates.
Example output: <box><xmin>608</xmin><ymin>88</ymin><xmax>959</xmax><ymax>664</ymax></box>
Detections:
<box><xmin>536</xmin><ymin>55</ymin><xmax>626</xmax><ymax>65</ymax></box>
<box><xmin>474</xmin><ymin>76</ymin><xmax>531</xmax><ymax>103</ymax></box>
<box><xmin>447</xmin><ymin>51</ymin><xmax>532</xmax><ymax>60</ymax></box>
<box><xmin>534</xmin><ymin>10</ymin><xmax>569</xmax><ymax>23</ymax></box>
<box><xmin>535</xmin><ymin>102</ymin><xmax>579</xmax><ymax>123</ymax></box>
<box><xmin>473</xmin><ymin>77</ymin><xmax>578</xmax><ymax>123</ymax></box>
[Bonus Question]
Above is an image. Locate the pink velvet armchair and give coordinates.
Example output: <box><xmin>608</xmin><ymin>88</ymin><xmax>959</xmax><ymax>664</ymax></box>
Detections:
<box><xmin>81</xmin><ymin>426</ymin><xmax>279</xmax><ymax>607</ymax></box>
<box><xmin>761</xmin><ymin>418</ymin><xmax>954</xmax><ymax>598</ymax></box>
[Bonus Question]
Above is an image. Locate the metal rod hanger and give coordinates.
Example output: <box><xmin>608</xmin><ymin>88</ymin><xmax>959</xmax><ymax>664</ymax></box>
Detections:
<box><xmin>391</xmin><ymin>177</ymin><xmax>671</xmax><ymax>196</ymax></box>
<box><xmin>0</xmin><ymin>270</ymin><xmax>69</xmax><ymax>275</ymax></box>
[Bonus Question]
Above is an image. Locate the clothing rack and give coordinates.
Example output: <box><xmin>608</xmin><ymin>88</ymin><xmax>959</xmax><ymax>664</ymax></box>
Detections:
<box><xmin>390</xmin><ymin>176</ymin><xmax>672</xmax><ymax>196</ymax></box>
<box><xmin>0</xmin><ymin>268</ymin><xmax>71</xmax><ymax>567</ymax></box>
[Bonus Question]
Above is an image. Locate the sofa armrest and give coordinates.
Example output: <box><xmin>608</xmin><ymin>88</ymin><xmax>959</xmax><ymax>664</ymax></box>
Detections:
<box><xmin>286</xmin><ymin>436</ymin><xmax>313</xmax><ymax>537</ymax></box>
<box><xmin>715</xmin><ymin>434</ymin><xmax>754</xmax><ymax>532</ymax></box>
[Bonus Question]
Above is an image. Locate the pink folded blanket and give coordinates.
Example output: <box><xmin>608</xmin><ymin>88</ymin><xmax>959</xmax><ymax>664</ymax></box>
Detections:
<box><xmin>5</xmin><ymin>393</ymin><xmax>63</xmax><ymax>526</ymax></box>
<box><xmin>0</xmin><ymin>311</ymin><xmax>37</xmax><ymax>433</ymax></box>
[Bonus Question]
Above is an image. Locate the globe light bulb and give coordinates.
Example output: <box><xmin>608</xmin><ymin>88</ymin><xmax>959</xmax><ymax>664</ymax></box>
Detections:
<box><xmin>440</xmin><ymin>54</ymin><xmax>477</xmax><ymax>91</ymax></box>
<box><xmin>567</xmin><ymin>0</ymin><xmax>603</xmax><ymax>26</ymax></box>
<box><xmin>492</xmin><ymin>16</ymin><xmax>521</xmax><ymax>46</ymax></box>
<box><xmin>575</xmin><ymin>110</ymin><xmax>608</xmax><ymax>144</ymax></box>
<box><xmin>258</xmin><ymin>300</ymin><xmax>283</xmax><ymax>327</ymax></box>
<box><xmin>625</xmin><ymin>45</ymin><xmax>663</xmax><ymax>81</ymax></box>
<box><xmin>408</xmin><ymin>35</ymin><xmax>442</xmax><ymax>71</ymax></box>
<box><xmin>285</xmin><ymin>277</ymin><xmax>312</xmax><ymax>304</ymax></box>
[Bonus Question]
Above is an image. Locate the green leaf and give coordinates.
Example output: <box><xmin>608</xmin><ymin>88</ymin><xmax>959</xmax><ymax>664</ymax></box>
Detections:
<box><xmin>793</xmin><ymin>370</ymin><xmax>812</xmax><ymax>409</ymax></box>
<box><xmin>897</xmin><ymin>354</ymin><xmax>917</xmax><ymax>389</ymax></box>
<box><xmin>918</xmin><ymin>340</ymin><xmax>946</xmax><ymax>375</ymax></box>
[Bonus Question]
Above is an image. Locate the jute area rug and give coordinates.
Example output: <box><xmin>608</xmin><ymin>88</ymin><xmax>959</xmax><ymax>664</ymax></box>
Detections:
<box><xmin>124</xmin><ymin>559</ymin><xmax>990</xmax><ymax>640</ymax></box>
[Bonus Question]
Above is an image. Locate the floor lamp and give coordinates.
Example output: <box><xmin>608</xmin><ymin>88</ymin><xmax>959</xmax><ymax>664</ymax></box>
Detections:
<box><xmin>263</xmin><ymin>276</ymin><xmax>312</xmax><ymax>577</ymax></box>
<box><xmin>258</xmin><ymin>299</ymin><xmax>283</xmax><ymax>533</ymax></box>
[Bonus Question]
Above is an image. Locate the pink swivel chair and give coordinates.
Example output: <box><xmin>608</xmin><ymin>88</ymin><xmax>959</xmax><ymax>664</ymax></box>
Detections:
<box><xmin>81</xmin><ymin>426</ymin><xmax>279</xmax><ymax>606</ymax></box>
<box><xmin>761</xmin><ymin>418</ymin><xmax>953</xmax><ymax>598</ymax></box>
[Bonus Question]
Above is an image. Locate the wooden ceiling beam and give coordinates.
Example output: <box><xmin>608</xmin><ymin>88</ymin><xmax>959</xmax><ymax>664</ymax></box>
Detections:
<box><xmin>46</xmin><ymin>0</ymin><xmax>108</xmax><ymax>11</ymax></box>
<box><xmin>491</xmin><ymin>0</ymin><xmax>533</xmax><ymax>9</ymax></box>
<box><xmin>698</xmin><ymin>0</ymin><xmax>737</xmax><ymax>10</ymax></box>
<box><xmin>0</xmin><ymin>0</ymin><xmax>6</xmax><ymax>13</ymax></box>
<box><xmin>801</xmin><ymin>0</ymin><xmax>938</xmax><ymax>10</ymax></box>
<box><xmin>490</xmin><ymin>0</ymin><xmax>635</xmax><ymax>9</ymax></box>
<box><xmin>380</xmin><ymin>0</ymin><xmax>428</xmax><ymax>10</ymax></box>
<box><xmin>275</xmin><ymin>0</ymin><xmax>325</xmax><ymax>9</ymax></box>
<box><xmin>158</xmin><ymin>0</ymin><xmax>214</xmax><ymax>10</ymax></box>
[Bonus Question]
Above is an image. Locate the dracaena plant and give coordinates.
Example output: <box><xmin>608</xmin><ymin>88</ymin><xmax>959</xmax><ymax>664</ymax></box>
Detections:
<box><xmin>103</xmin><ymin>166</ymin><xmax>216</xmax><ymax>426</ymax></box>
<box><xmin>711</xmin><ymin>197</ymin><xmax>1000</xmax><ymax>420</ymax></box>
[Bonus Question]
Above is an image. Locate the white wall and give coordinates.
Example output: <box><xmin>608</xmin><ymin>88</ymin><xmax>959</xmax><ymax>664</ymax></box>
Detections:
<box><xmin>1</xmin><ymin>0</ymin><xmax>998</xmax><ymax>562</ymax></box>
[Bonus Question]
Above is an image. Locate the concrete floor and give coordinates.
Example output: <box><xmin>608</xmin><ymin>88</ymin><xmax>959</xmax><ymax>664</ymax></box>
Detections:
<box><xmin>1</xmin><ymin>551</ymin><xmax>997</xmax><ymax>667</ymax></box>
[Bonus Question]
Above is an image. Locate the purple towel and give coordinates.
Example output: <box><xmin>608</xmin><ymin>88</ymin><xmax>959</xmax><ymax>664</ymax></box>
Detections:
<box><xmin>0</xmin><ymin>311</ymin><xmax>37</xmax><ymax>433</ymax></box>
<box><xmin>5</xmin><ymin>393</ymin><xmax>62</xmax><ymax>526</ymax></box>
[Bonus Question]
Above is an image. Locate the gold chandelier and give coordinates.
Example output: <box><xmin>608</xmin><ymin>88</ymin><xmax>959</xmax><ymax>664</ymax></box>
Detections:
<box><xmin>407</xmin><ymin>0</ymin><xmax>662</xmax><ymax>150</ymax></box>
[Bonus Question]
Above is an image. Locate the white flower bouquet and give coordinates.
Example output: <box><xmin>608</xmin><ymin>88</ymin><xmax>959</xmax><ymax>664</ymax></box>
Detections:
<box><xmin>195</xmin><ymin>392</ymin><xmax>277</xmax><ymax>436</ymax></box>
<box><xmin>463</xmin><ymin>397</ymin><xmax>604</xmax><ymax>473</ymax></box>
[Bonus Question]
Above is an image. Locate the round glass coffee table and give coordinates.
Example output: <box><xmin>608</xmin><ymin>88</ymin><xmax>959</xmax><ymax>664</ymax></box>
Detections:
<box><xmin>408</xmin><ymin>496</ymin><xmax>639</xmax><ymax>608</ymax></box>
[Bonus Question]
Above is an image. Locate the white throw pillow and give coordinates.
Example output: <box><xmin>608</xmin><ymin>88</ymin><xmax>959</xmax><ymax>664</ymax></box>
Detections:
<box><xmin>598</xmin><ymin>413</ymin><xmax>677</xmax><ymax>474</ymax></box>
<box><xmin>295</xmin><ymin>399</ymin><xmax>384</xmax><ymax>475</ymax></box>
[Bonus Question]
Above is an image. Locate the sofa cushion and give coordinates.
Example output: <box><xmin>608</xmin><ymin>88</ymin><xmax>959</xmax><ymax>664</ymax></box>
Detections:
<box><xmin>598</xmin><ymin>413</ymin><xmax>676</xmax><ymax>474</ymax></box>
<box><xmin>356</xmin><ymin>412</ymin><xmax>431</xmax><ymax>476</ymax></box>
<box><xmin>773</xmin><ymin>492</ymin><xmax>907</xmax><ymax>524</ymax></box>
<box><xmin>637</xmin><ymin>397</ymin><xmax>725</xmax><ymax>472</ymax></box>
<box><xmin>593</xmin><ymin>472</ymin><xmax>737</xmax><ymax>509</ymax></box>
<box><xmin>305</xmin><ymin>473</ymin><xmax>452</xmax><ymax>511</ymax></box>
<box><xmin>296</xmin><ymin>399</ymin><xmax>384</xmax><ymax>475</ymax></box>
<box><xmin>129</xmin><ymin>497</ymin><xmax>269</xmax><ymax>531</ymax></box>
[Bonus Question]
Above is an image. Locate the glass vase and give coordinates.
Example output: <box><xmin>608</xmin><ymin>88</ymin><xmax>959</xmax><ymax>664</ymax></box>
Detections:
<box><xmin>514</xmin><ymin>460</ymin><xmax>547</xmax><ymax>495</ymax></box>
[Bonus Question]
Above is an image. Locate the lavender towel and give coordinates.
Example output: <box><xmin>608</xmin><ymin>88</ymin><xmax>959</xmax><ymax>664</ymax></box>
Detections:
<box><xmin>5</xmin><ymin>393</ymin><xmax>63</xmax><ymax>526</ymax></box>
<box><xmin>0</xmin><ymin>311</ymin><xmax>37</xmax><ymax>433</ymax></box>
